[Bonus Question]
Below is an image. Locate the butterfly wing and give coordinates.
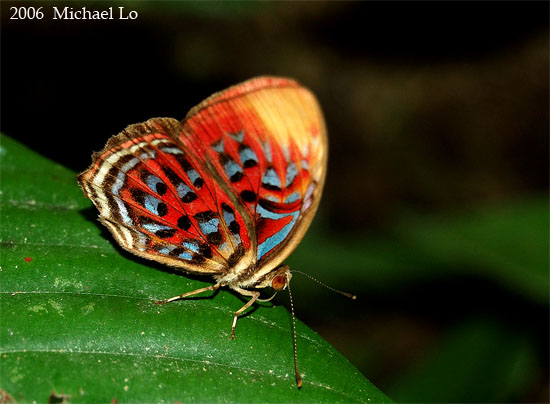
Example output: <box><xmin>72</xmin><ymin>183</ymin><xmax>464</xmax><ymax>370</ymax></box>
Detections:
<box><xmin>77</xmin><ymin>118</ymin><xmax>250</xmax><ymax>275</ymax></box>
<box><xmin>179</xmin><ymin>77</ymin><xmax>327</xmax><ymax>285</ymax></box>
<box><xmin>78</xmin><ymin>77</ymin><xmax>327</xmax><ymax>286</ymax></box>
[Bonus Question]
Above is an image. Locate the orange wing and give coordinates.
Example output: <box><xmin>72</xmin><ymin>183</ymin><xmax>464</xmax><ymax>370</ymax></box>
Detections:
<box><xmin>179</xmin><ymin>77</ymin><xmax>327</xmax><ymax>281</ymax></box>
<box><xmin>78</xmin><ymin>77</ymin><xmax>327</xmax><ymax>285</ymax></box>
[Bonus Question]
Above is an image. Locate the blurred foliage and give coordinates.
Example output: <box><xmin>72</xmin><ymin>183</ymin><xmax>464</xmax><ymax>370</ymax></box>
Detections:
<box><xmin>290</xmin><ymin>195</ymin><xmax>549</xmax><ymax>302</ymax></box>
<box><xmin>287</xmin><ymin>192</ymin><xmax>548</xmax><ymax>403</ymax></box>
<box><xmin>389</xmin><ymin>318</ymin><xmax>538</xmax><ymax>402</ymax></box>
<box><xmin>2</xmin><ymin>1</ymin><xmax>548</xmax><ymax>402</ymax></box>
<box><xmin>395</xmin><ymin>197</ymin><xmax>548</xmax><ymax>302</ymax></box>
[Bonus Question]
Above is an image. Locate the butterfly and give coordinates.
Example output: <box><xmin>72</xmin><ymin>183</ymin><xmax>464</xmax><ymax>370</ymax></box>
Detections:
<box><xmin>77</xmin><ymin>76</ymin><xmax>328</xmax><ymax>388</ymax></box>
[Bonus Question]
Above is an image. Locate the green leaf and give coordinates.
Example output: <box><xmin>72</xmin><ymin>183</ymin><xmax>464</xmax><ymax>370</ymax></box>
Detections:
<box><xmin>0</xmin><ymin>135</ymin><xmax>391</xmax><ymax>403</ymax></box>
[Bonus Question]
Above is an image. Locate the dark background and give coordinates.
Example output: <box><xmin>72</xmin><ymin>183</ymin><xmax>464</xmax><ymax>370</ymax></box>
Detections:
<box><xmin>2</xmin><ymin>1</ymin><xmax>548</xmax><ymax>402</ymax></box>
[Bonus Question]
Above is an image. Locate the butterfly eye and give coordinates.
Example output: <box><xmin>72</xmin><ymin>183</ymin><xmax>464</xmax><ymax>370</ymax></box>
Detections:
<box><xmin>271</xmin><ymin>275</ymin><xmax>287</xmax><ymax>290</ymax></box>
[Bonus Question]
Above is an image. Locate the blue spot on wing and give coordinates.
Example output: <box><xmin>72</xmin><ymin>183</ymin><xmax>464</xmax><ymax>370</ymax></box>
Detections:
<box><xmin>144</xmin><ymin>195</ymin><xmax>163</xmax><ymax>215</ymax></box>
<box><xmin>285</xmin><ymin>192</ymin><xmax>301</xmax><ymax>203</ymax></box>
<box><xmin>143</xmin><ymin>223</ymin><xmax>173</xmax><ymax>234</ymax></box>
<box><xmin>158</xmin><ymin>243</ymin><xmax>195</xmax><ymax>260</ymax></box>
<box><xmin>257</xmin><ymin>207</ymin><xmax>300</xmax><ymax>260</ymax></box>
<box><xmin>158</xmin><ymin>246</ymin><xmax>175</xmax><ymax>255</ymax></box>
<box><xmin>112</xmin><ymin>173</ymin><xmax>125</xmax><ymax>197</ymax></box>
<box><xmin>224</xmin><ymin>160</ymin><xmax>243</xmax><ymax>179</ymax></box>
<box><xmin>186</xmin><ymin>169</ymin><xmax>201</xmax><ymax>184</ymax></box>
<box><xmin>179</xmin><ymin>251</ymin><xmax>193</xmax><ymax>260</ymax></box>
<box><xmin>211</xmin><ymin>140</ymin><xmax>224</xmax><ymax>153</ymax></box>
<box><xmin>230</xmin><ymin>130</ymin><xmax>244</xmax><ymax>143</ymax></box>
<box><xmin>182</xmin><ymin>241</ymin><xmax>199</xmax><ymax>253</ymax></box>
<box><xmin>233</xmin><ymin>233</ymin><xmax>242</xmax><ymax>245</ymax></box>
<box><xmin>257</xmin><ymin>205</ymin><xmax>290</xmax><ymax>220</ymax></box>
<box><xmin>239</xmin><ymin>147</ymin><xmax>258</xmax><ymax>166</ymax></box>
<box><xmin>139</xmin><ymin>151</ymin><xmax>155</xmax><ymax>160</ymax></box>
<box><xmin>222</xmin><ymin>209</ymin><xmax>236</xmax><ymax>226</ymax></box>
<box><xmin>112</xmin><ymin>157</ymin><xmax>139</xmax><ymax>196</ymax></box>
<box><xmin>177</xmin><ymin>183</ymin><xmax>193</xmax><ymax>199</ymax></box>
<box><xmin>262</xmin><ymin>167</ymin><xmax>281</xmax><ymax>188</ymax></box>
<box><xmin>199</xmin><ymin>218</ymin><xmax>220</xmax><ymax>235</ymax></box>
<box><xmin>146</xmin><ymin>175</ymin><xmax>164</xmax><ymax>193</ymax></box>
<box><xmin>285</xmin><ymin>162</ymin><xmax>298</xmax><ymax>186</ymax></box>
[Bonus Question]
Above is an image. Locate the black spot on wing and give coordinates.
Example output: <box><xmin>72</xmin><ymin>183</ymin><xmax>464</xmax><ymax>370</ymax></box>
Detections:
<box><xmin>191</xmin><ymin>255</ymin><xmax>205</xmax><ymax>265</ymax></box>
<box><xmin>194</xmin><ymin>210</ymin><xmax>216</xmax><ymax>222</ymax></box>
<box><xmin>206</xmin><ymin>232</ymin><xmax>223</xmax><ymax>245</ymax></box>
<box><xmin>240</xmin><ymin>190</ymin><xmax>256</xmax><ymax>203</ymax></box>
<box><xmin>199</xmin><ymin>243</ymin><xmax>213</xmax><ymax>259</ymax></box>
<box><xmin>155</xmin><ymin>182</ymin><xmax>167</xmax><ymax>196</ymax></box>
<box><xmin>229</xmin><ymin>221</ymin><xmax>240</xmax><ymax>235</ymax></box>
<box><xmin>193</xmin><ymin>177</ymin><xmax>204</xmax><ymax>189</ymax></box>
<box><xmin>262</xmin><ymin>184</ymin><xmax>281</xmax><ymax>191</ymax></box>
<box><xmin>230</xmin><ymin>172</ymin><xmax>243</xmax><ymax>183</ymax></box>
<box><xmin>175</xmin><ymin>154</ymin><xmax>193</xmax><ymax>172</ymax></box>
<box><xmin>157</xmin><ymin>202</ymin><xmax>168</xmax><ymax>217</ymax></box>
<box><xmin>156</xmin><ymin>228</ymin><xmax>176</xmax><ymax>239</ymax></box>
<box><xmin>181</xmin><ymin>190</ymin><xmax>198</xmax><ymax>203</ymax></box>
<box><xmin>221</xmin><ymin>203</ymin><xmax>233</xmax><ymax>213</ymax></box>
<box><xmin>177</xmin><ymin>215</ymin><xmax>192</xmax><ymax>230</ymax></box>
<box><xmin>170</xmin><ymin>247</ymin><xmax>184</xmax><ymax>257</ymax></box>
<box><xmin>130</xmin><ymin>188</ymin><xmax>146</xmax><ymax>205</ymax></box>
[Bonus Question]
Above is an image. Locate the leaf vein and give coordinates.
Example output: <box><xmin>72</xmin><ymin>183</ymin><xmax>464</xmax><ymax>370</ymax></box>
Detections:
<box><xmin>0</xmin><ymin>349</ymin><xmax>361</xmax><ymax>401</ymax></box>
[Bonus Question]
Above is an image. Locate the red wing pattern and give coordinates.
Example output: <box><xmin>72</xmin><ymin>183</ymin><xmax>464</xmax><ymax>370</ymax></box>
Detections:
<box><xmin>78</xmin><ymin>77</ymin><xmax>327</xmax><ymax>287</ymax></box>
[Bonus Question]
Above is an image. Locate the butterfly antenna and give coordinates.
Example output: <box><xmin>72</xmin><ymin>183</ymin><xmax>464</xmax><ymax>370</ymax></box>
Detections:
<box><xmin>287</xmin><ymin>281</ymin><xmax>302</xmax><ymax>389</ymax></box>
<box><xmin>291</xmin><ymin>270</ymin><xmax>357</xmax><ymax>300</ymax></box>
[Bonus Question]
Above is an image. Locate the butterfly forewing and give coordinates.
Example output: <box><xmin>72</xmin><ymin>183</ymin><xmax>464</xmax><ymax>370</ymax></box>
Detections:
<box><xmin>180</xmin><ymin>78</ymin><xmax>327</xmax><ymax>280</ymax></box>
<box><xmin>78</xmin><ymin>76</ymin><xmax>327</xmax><ymax>287</ymax></box>
<box><xmin>78</xmin><ymin>119</ymin><xmax>245</xmax><ymax>274</ymax></box>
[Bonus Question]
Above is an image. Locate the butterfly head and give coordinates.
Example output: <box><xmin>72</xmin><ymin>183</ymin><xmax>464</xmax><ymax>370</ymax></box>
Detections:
<box><xmin>254</xmin><ymin>264</ymin><xmax>292</xmax><ymax>291</ymax></box>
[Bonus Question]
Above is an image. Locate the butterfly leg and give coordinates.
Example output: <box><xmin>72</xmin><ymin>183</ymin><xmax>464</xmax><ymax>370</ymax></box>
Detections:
<box><xmin>154</xmin><ymin>283</ymin><xmax>221</xmax><ymax>305</ymax></box>
<box><xmin>231</xmin><ymin>288</ymin><xmax>260</xmax><ymax>340</ymax></box>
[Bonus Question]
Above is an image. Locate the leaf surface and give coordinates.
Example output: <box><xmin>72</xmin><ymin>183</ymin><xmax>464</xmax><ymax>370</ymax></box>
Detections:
<box><xmin>0</xmin><ymin>135</ymin><xmax>391</xmax><ymax>403</ymax></box>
